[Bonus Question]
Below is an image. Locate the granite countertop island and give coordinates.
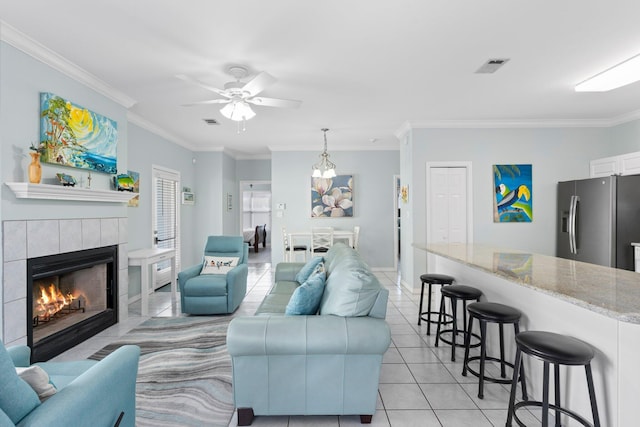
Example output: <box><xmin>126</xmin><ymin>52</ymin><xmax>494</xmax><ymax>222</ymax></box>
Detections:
<box><xmin>415</xmin><ymin>242</ymin><xmax>640</xmax><ymax>323</ymax></box>
<box><xmin>414</xmin><ymin>242</ymin><xmax>640</xmax><ymax>426</ymax></box>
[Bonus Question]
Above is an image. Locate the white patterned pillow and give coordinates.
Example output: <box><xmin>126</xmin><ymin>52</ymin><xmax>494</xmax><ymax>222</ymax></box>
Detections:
<box><xmin>15</xmin><ymin>366</ymin><xmax>56</xmax><ymax>402</ymax></box>
<box><xmin>200</xmin><ymin>256</ymin><xmax>239</xmax><ymax>275</ymax></box>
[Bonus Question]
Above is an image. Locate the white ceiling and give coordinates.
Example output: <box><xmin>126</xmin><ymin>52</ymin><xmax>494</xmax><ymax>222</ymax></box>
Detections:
<box><xmin>3</xmin><ymin>0</ymin><xmax>640</xmax><ymax>157</ymax></box>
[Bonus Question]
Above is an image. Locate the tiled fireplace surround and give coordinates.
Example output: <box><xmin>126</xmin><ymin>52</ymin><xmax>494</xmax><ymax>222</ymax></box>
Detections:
<box><xmin>2</xmin><ymin>218</ymin><xmax>129</xmax><ymax>347</ymax></box>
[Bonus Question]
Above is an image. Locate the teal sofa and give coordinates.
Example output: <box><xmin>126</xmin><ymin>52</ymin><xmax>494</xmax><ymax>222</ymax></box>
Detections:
<box><xmin>178</xmin><ymin>235</ymin><xmax>249</xmax><ymax>314</ymax></box>
<box><xmin>0</xmin><ymin>341</ymin><xmax>139</xmax><ymax>427</ymax></box>
<box><xmin>227</xmin><ymin>243</ymin><xmax>391</xmax><ymax>425</ymax></box>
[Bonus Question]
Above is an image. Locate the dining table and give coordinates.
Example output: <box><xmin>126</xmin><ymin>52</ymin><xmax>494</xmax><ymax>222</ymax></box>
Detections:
<box><xmin>288</xmin><ymin>229</ymin><xmax>355</xmax><ymax>248</ymax></box>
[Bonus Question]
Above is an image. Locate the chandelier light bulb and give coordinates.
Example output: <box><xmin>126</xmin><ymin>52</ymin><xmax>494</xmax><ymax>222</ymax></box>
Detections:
<box><xmin>311</xmin><ymin>128</ymin><xmax>337</xmax><ymax>178</ymax></box>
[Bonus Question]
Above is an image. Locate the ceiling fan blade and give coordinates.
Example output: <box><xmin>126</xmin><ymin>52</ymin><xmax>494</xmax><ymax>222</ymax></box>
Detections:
<box><xmin>242</xmin><ymin>71</ymin><xmax>277</xmax><ymax>96</ymax></box>
<box><xmin>181</xmin><ymin>99</ymin><xmax>231</xmax><ymax>107</ymax></box>
<box><xmin>247</xmin><ymin>97</ymin><xmax>302</xmax><ymax>109</ymax></box>
<box><xmin>176</xmin><ymin>74</ymin><xmax>229</xmax><ymax>97</ymax></box>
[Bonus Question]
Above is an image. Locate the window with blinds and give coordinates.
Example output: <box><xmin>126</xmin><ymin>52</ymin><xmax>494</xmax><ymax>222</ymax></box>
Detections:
<box><xmin>153</xmin><ymin>171</ymin><xmax>181</xmax><ymax>288</ymax></box>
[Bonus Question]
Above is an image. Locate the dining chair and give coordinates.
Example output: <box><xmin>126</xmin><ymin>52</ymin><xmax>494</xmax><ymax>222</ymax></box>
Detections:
<box><xmin>282</xmin><ymin>226</ymin><xmax>307</xmax><ymax>262</ymax></box>
<box><xmin>311</xmin><ymin>227</ymin><xmax>334</xmax><ymax>257</ymax></box>
<box><xmin>353</xmin><ymin>225</ymin><xmax>360</xmax><ymax>250</ymax></box>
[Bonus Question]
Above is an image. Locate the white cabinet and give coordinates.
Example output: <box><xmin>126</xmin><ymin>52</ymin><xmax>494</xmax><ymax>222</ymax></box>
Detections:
<box><xmin>634</xmin><ymin>243</ymin><xmax>640</xmax><ymax>273</ymax></box>
<box><xmin>590</xmin><ymin>151</ymin><xmax>640</xmax><ymax>177</ymax></box>
<box><xmin>620</xmin><ymin>151</ymin><xmax>640</xmax><ymax>175</ymax></box>
<box><xmin>590</xmin><ymin>156</ymin><xmax>620</xmax><ymax>177</ymax></box>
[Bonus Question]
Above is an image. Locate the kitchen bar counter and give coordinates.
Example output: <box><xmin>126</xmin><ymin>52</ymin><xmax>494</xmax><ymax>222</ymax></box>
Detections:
<box><xmin>414</xmin><ymin>242</ymin><xmax>640</xmax><ymax>426</ymax></box>
<box><xmin>415</xmin><ymin>242</ymin><xmax>640</xmax><ymax>323</ymax></box>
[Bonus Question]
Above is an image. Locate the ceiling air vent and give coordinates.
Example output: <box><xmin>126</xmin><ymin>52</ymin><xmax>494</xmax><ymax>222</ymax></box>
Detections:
<box><xmin>203</xmin><ymin>118</ymin><xmax>220</xmax><ymax>125</ymax></box>
<box><xmin>475</xmin><ymin>58</ymin><xmax>510</xmax><ymax>74</ymax></box>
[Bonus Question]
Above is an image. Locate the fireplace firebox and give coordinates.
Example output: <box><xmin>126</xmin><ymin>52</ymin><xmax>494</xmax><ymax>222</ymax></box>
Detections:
<box><xmin>27</xmin><ymin>245</ymin><xmax>118</xmax><ymax>362</ymax></box>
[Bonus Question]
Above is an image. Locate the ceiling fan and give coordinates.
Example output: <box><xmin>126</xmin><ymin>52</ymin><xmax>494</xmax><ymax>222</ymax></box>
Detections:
<box><xmin>177</xmin><ymin>66</ymin><xmax>302</xmax><ymax>128</ymax></box>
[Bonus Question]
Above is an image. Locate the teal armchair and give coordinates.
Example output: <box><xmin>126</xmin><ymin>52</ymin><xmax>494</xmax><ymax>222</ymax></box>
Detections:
<box><xmin>178</xmin><ymin>235</ymin><xmax>249</xmax><ymax>314</ymax></box>
<box><xmin>1</xmin><ymin>341</ymin><xmax>139</xmax><ymax>427</ymax></box>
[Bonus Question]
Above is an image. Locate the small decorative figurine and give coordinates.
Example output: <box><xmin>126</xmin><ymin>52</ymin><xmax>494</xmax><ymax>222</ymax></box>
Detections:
<box><xmin>114</xmin><ymin>173</ymin><xmax>134</xmax><ymax>191</ymax></box>
<box><xmin>56</xmin><ymin>173</ymin><xmax>77</xmax><ymax>187</ymax></box>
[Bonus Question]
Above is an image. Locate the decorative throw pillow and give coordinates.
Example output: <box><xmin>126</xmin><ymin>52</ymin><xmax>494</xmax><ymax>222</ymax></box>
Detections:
<box><xmin>286</xmin><ymin>263</ymin><xmax>327</xmax><ymax>315</ymax></box>
<box><xmin>16</xmin><ymin>366</ymin><xmax>57</xmax><ymax>401</ymax></box>
<box><xmin>294</xmin><ymin>256</ymin><xmax>324</xmax><ymax>284</ymax></box>
<box><xmin>0</xmin><ymin>343</ymin><xmax>40</xmax><ymax>424</ymax></box>
<box><xmin>319</xmin><ymin>266</ymin><xmax>382</xmax><ymax>317</ymax></box>
<box><xmin>200</xmin><ymin>256</ymin><xmax>239</xmax><ymax>275</ymax></box>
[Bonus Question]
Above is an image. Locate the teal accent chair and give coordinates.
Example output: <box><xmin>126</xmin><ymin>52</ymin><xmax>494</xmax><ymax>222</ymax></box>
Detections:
<box><xmin>1</xmin><ymin>341</ymin><xmax>139</xmax><ymax>427</ymax></box>
<box><xmin>178</xmin><ymin>235</ymin><xmax>249</xmax><ymax>314</ymax></box>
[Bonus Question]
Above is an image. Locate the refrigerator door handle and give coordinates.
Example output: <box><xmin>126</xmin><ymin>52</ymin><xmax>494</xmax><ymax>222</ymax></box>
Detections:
<box><xmin>569</xmin><ymin>195</ymin><xmax>579</xmax><ymax>254</ymax></box>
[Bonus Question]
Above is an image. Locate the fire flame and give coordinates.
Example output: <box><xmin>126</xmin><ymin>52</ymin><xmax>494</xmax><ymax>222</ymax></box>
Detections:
<box><xmin>35</xmin><ymin>284</ymin><xmax>75</xmax><ymax>318</ymax></box>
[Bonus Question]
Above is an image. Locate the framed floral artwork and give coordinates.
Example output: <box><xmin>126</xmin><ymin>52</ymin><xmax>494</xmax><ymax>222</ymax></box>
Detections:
<box><xmin>311</xmin><ymin>175</ymin><xmax>353</xmax><ymax>217</ymax></box>
<box><xmin>39</xmin><ymin>92</ymin><xmax>118</xmax><ymax>174</ymax></box>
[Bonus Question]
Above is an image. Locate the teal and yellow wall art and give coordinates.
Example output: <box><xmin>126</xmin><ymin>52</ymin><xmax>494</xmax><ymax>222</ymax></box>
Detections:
<box><xmin>39</xmin><ymin>92</ymin><xmax>118</xmax><ymax>174</ymax></box>
<box><xmin>493</xmin><ymin>164</ymin><xmax>532</xmax><ymax>223</ymax></box>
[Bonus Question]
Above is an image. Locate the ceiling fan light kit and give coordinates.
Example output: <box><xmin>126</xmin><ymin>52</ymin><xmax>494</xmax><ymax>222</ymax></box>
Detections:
<box><xmin>312</xmin><ymin>128</ymin><xmax>337</xmax><ymax>179</ymax></box>
<box><xmin>220</xmin><ymin>101</ymin><xmax>256</xmax><ymax>121</ymax></box>
<box><xmin>178</xmin><ymin>65</ymin><xmax>302</xmax><ymax>133</ymax></box>
<box><xmin>575</xmin><ymin>52</ymin><xmax>640</xmax><ymax>92</ymax></box>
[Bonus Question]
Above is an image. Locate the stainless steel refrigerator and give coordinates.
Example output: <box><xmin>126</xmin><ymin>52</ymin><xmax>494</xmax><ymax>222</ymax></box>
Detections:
<box><xmin>557</xmin><ymin>175</ymin><xmax>640</xmax><ymax>271</ymax></box>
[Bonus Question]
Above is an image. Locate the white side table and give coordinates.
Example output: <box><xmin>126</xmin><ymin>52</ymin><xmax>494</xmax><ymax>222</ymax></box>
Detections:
<box><xmin>632</xmin><ymin>243</ymin><xmax>640</xmax><ymax>273</ymax></box>
<box><xmin>128</xmin><ymin>248</ymin><xmax>176</xmax><ymax>315</ymax></box>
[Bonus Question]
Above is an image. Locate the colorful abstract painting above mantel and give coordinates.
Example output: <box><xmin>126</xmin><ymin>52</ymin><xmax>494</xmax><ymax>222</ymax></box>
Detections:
<box><xmin>311</xmin><ymin>175</ymin><xmax>353</xmax><ymax>217</ymax></box>
<box><xmin>39</xmin><ymin>92</ymin><xmax>118</xmax><ymax>174</ymax></box>
<box><xmin>493</xmin><ymin>164</ymin><xmax>532</xmax><ymax>223</ymax></box>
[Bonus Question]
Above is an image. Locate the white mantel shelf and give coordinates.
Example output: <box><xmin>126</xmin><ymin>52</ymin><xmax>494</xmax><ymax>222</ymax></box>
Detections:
<box><xmin>5</xmin><ymin>182</ymin><xmax>135</xmax><ymax>203</ymax></box>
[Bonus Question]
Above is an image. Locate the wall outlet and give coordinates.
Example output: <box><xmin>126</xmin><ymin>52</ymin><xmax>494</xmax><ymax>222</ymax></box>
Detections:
<box><xmin>277</xmin><ymin>203</ymin><xmax>286</xmax><ymax>210</ymax></box>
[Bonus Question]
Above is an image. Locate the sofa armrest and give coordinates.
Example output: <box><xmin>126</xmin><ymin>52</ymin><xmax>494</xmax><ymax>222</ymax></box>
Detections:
<box><xmin>274</xmin><ymin>263</ymin><xmax>305</xmax><ymax>282</ymax></box>
<box><xmin>17</xmin><ymin>345</ymin><xmax>140</xmax><ymax>427</ymax></box>
<box><xmin>228</xmin><ymin>316</ymin><xmax>390</xmax><ymax>356</ymax></box>
<box><xmin>178</xmin><ymin>263</ymin><xmax>202</xmax><ymax>289</ymax></box>
<box><xmin>226</xmin><ymin>263</ymin><xmax>248</xmax><ymax>312</ymax></box>
<box><xmin>7</xmin><ymin>345</ymin><xmax>31</xmax><ymax>367</ymax></box>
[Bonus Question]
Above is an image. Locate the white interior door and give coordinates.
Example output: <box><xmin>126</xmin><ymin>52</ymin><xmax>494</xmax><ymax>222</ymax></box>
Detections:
<box><xmin>152</xmin><ymin>166</ymin><xmax>181</xmax><ymax>289</ymax></box>
<box><xmin>429</xmin><ymin>167</ymin><xmax>468</xmax><ymax>244</ymax></box>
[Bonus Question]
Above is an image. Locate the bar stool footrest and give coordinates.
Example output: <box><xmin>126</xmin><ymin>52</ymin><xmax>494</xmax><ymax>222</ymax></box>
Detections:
<box><xmin>463</xmin><ymin>356</ymin><xmax>515</xmax><ymax>384</ymax></box>
<box><xmin>437</xmin><ymin>329</ymin><xmax>481</xmax><ymax>348</ymax></box>
<box><xmin>512</xmin><ymin>401</ymin><xmax>593</xmax><ymax>427</ymax></box>
<box><xmin>420</xmin><ymin>312</ymin><xmax>453</xmax><ymax>325</ymax></box>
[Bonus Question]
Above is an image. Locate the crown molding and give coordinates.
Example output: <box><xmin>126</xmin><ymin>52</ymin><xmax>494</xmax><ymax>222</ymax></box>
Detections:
<box><xmin>407</xmin><ymin>118</ymin><xmax>614</xmax><ymax>129</ymax></box>
<box><xmin>0</xmin><ymin>20</ymin><xmax>137</xmax><ymax>108</ymax></box>
<box><xmin>268</xmin><ymin>144</ymin><xmax>399</xmax><ymax>152</ymax></box>
<box><xmin>399</xmin><ymin>110</ymin><xmax>640</xmax><ymax>132</ymax></box>
<box><xmin>607</xmin><ymin>108</ymin><xmax>640</xmax><ymax>127</ymax></box>
<box><xmin>394</xmin><ymin>121</ymin><xmax>413</xmax><ymax>139</ymax></box>
<box><xmin>235</xmin><ymin>154</ymin><xmax>272</xmax><ymax>160</ymax></box>
<box><xmin>127</xmin><ymin>112</ymin><xmax>199</xmax><ymax>151</ymax></box>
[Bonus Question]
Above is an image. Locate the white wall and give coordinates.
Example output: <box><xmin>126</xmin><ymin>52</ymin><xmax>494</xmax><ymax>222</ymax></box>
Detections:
<box><xmin>222</xmin><ymin>153</ymin><xmax>237</xmax><ymax>235</ymax></box>
<box><xmin>236</xmin><ymin>158</ymin><xmax>271</xmax><ymax>182</ymax></box>
<box><xmin>272</xmin><ymin>150</ymin><xmax>400</xmax><ymax>269</ymax></box>
<box><xmin>401</xmin><ymin>126</ymin><xmax>616</xmax><ymax>292</ymax></box>
<box><xmin>126</xmin><ymin>123</ymin><xmax>197</xmax><ymax>296</ymax></box>
<box><xmin>0</xmin><ymin>41</ymin><xmax>129</xmax><ymax>341</ymax></box>
<box><xmin>192</xmin><ymin>151</ymin><xmax>224</xmax><ymax>248</ymax></box>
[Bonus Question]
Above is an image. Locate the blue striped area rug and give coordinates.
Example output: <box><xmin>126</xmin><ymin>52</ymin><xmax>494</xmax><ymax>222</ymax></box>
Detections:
<box><xmin>90</xmin><ymin>316</ymin><xmax>233</xmax><ymax>427</ymax></box>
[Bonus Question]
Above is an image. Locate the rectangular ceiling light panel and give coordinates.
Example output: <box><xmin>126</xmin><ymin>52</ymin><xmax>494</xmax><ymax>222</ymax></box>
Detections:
<box><xmin>575</xmin><ymin>53</ymin><xmax>640</xmax><ymax>92</ymax></box>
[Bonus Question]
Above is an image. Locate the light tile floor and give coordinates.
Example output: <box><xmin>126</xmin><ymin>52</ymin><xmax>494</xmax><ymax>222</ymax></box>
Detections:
<box><xmin>53</xmin><ymin>250</ymin><xmax>544</xmax><ymax>426</ymax></box>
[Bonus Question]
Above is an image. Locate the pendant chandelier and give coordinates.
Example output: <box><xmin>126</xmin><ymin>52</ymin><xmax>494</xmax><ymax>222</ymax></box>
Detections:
<box><xmin>312</xmin><ymin>128</ymin><xmax>337</xmax><ymax>178</ymax></box>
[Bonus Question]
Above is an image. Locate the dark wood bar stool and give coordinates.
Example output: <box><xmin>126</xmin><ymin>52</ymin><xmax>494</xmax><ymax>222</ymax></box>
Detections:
<box><xmin>417</xmin><ymin>273</ymin><xmax>454</xmax><ymax>335</ymax></box>
<box><xmin>506</xmin><ymin>331</ymin><xmax>600</xmax><ymax>427</ymax></box>
<box><xmin>461</xmin><ymin>302</ymin><xmax>527</xmax><ymax>400</ymax></box>
<box><xmin>435</xmin><ymin>284</ymin><xmax>482</xmax><ymax>362</ymax></box>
